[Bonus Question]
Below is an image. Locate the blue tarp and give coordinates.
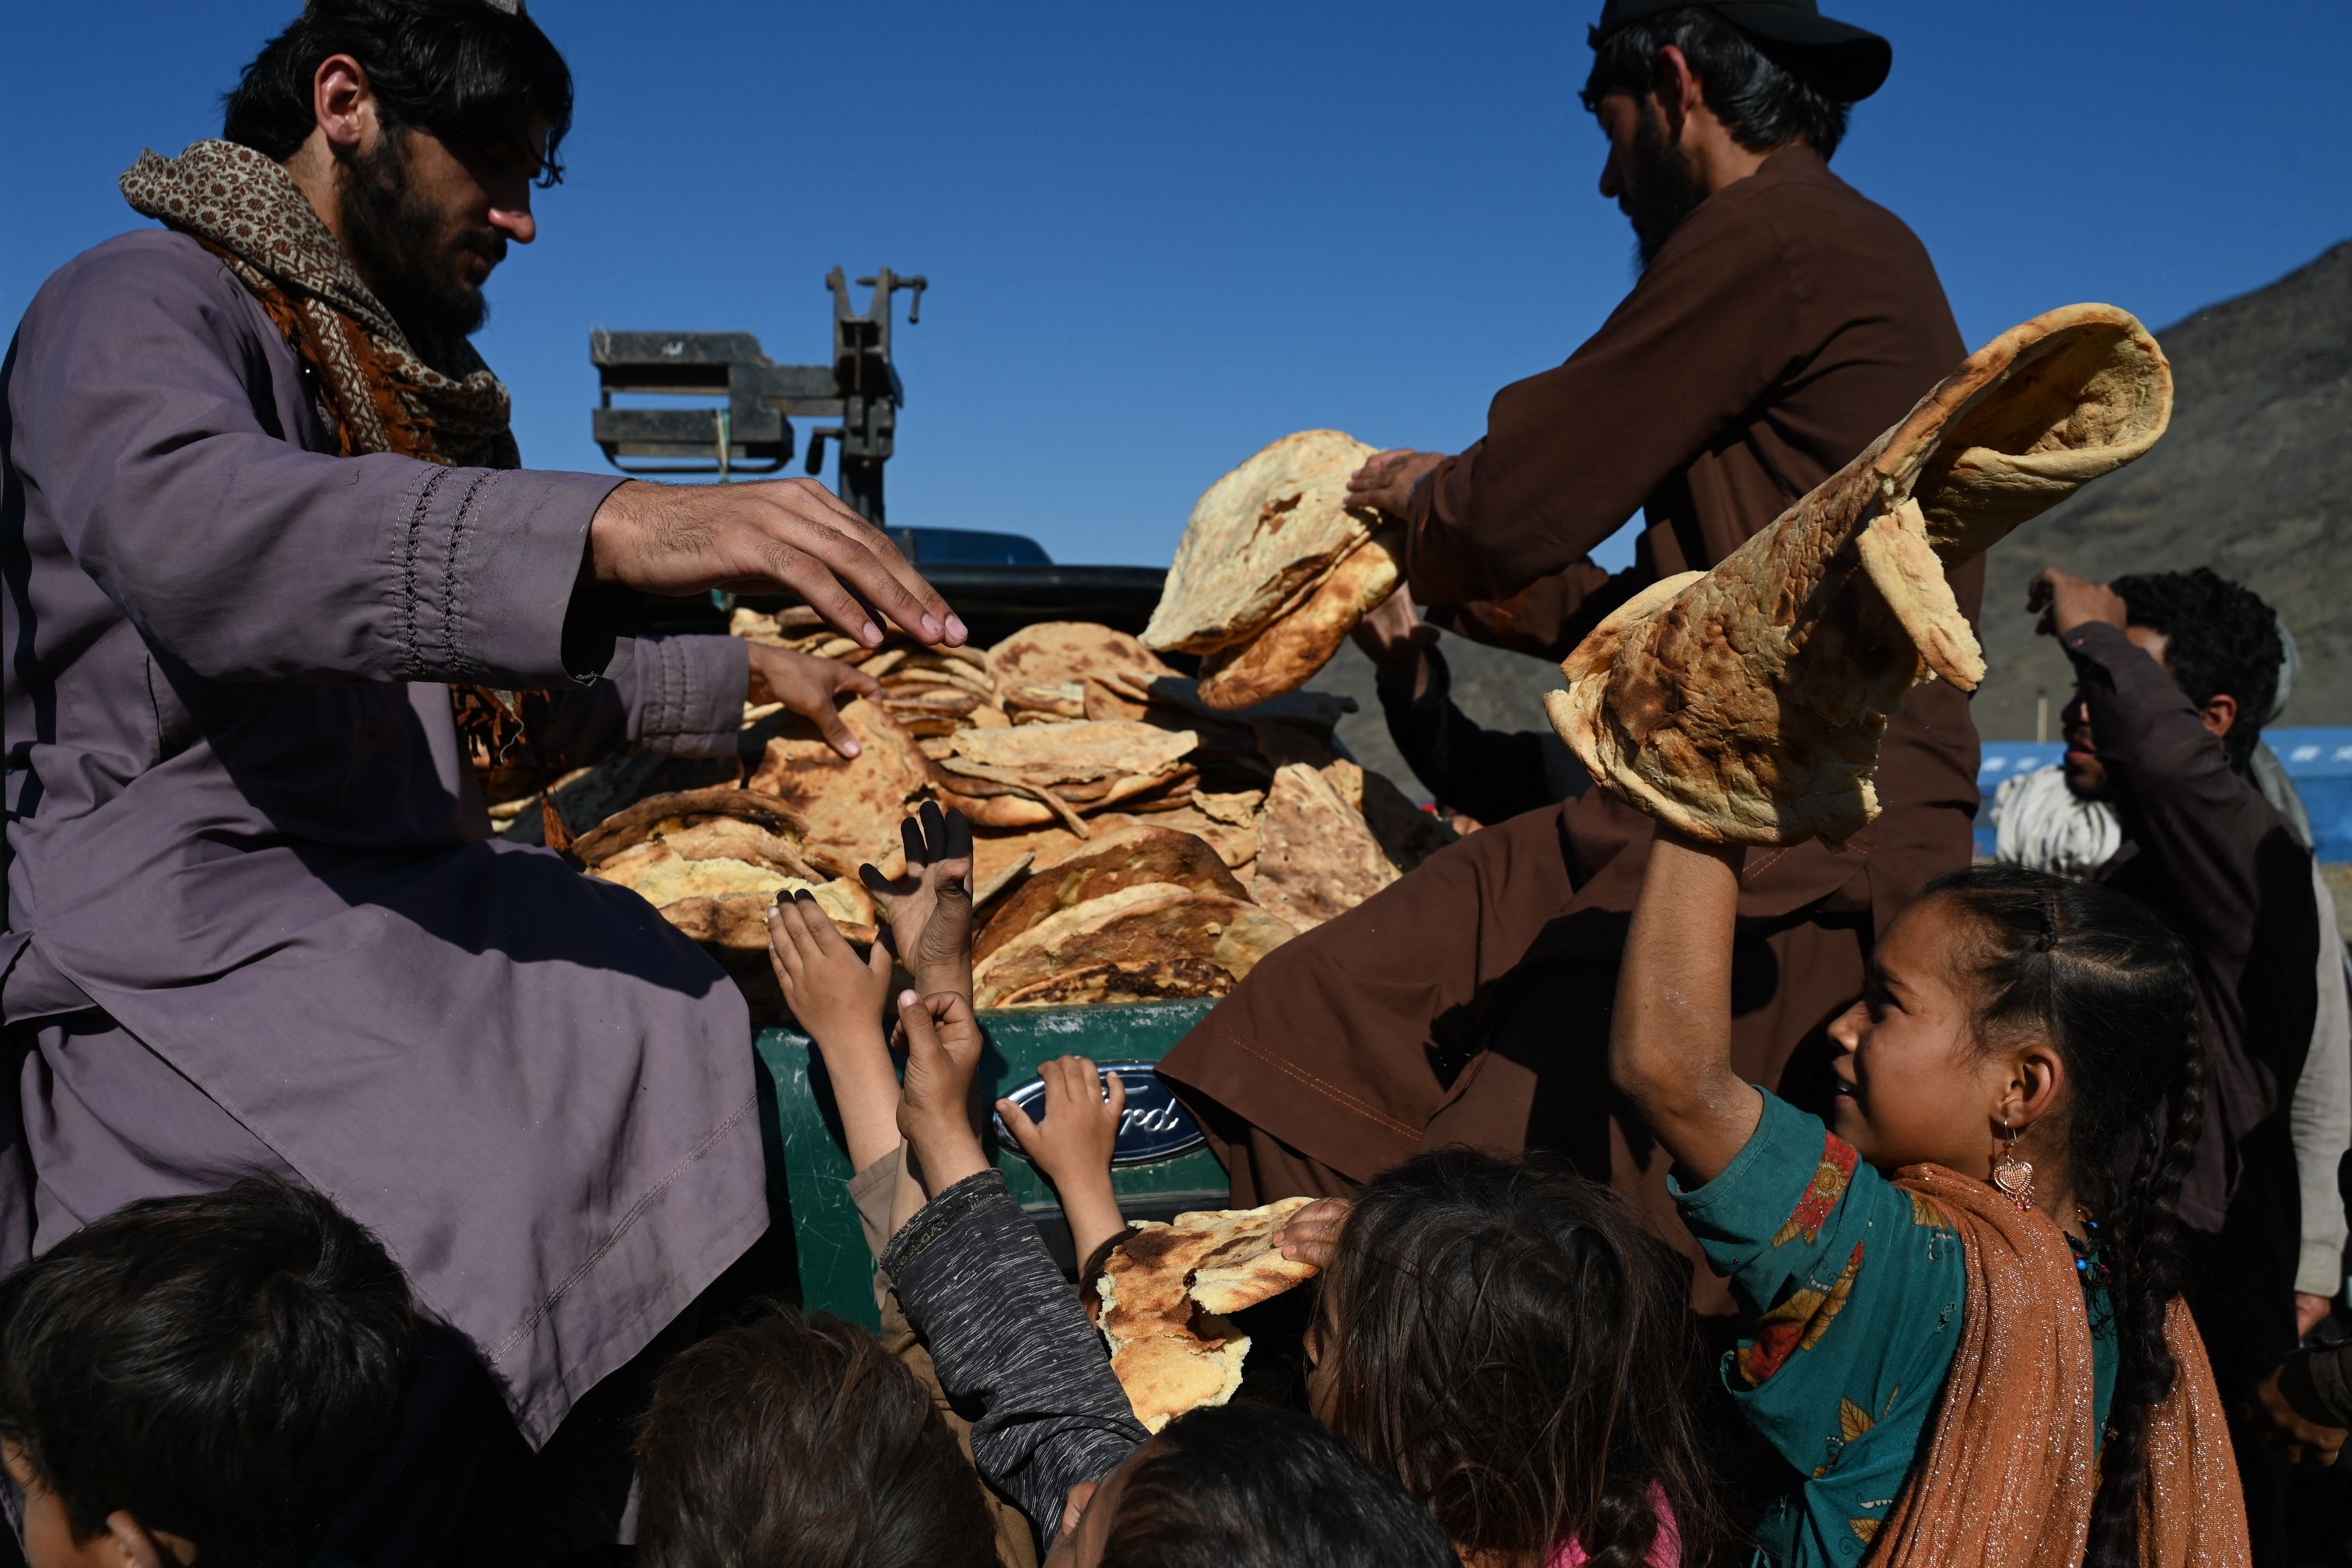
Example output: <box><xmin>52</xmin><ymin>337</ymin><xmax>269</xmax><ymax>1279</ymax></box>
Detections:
<box><xmin>1975</xmin><ymin>726</ymin><xmax>2352</xmax><ymax>864</ymax></box>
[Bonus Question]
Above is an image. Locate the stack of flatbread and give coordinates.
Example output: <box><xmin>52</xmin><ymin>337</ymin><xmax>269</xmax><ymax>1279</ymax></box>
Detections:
<box><xmin>734</xmin><ymin>607</ymin><xmax>1003</xmax><ymax>737</ymax></box>
<box><xmin>1143</xmin><ymin>431</ymin><xmax>1405</xmax><ymax>711</ymax></box>
<box><xmin>1097</xmin><ymin>1198</ymin><xmax>1320</xmax><ymax>1432</ymax></box>
<box><xmin>745</xmin><ymin>698</ymin><xmax>936</xmax><ymax>874</ymax></box>
<box><xmin>1547</xmin><ymin>303</ymin><xmax>2175</xmax><ymax>848</ymax></box>
<box><xmin>560</xmin><ymin>611</ymin><xmax>1459</xmax><ymax>1017</ymax></box>
<box><xmin>574</xmin><ymin>787</ymin><xmax>878</xmax><ymax>1011</ymax></box>
<box><xmin>929</xmin><ymin>721</ymin><xmax>1202</xmax><ymax>832</ymax></box>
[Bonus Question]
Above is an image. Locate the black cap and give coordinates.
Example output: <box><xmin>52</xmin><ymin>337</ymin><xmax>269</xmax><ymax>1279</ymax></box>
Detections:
<box><xmin>1591</xmin><ymin>0</ymin><xmax>1892</xmax><ymax>103</ymax></box>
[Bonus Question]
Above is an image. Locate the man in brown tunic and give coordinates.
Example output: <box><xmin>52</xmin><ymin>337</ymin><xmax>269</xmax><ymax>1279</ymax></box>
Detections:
<box><xmin>1161</xmin><ymin>2</ymin><xmax>1983</xmax><ymax>1300</ymax></box>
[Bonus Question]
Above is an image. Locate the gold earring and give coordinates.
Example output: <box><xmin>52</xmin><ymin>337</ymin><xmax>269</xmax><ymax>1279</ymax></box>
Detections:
<box><xmin>1992</xmin><ymin>1120</ymin><xmax>2035</xmax><ymax>1212</ymax></box>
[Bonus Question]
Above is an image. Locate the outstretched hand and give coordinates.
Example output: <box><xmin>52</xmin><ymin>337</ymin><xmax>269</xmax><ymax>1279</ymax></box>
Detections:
<box><xmin>894</xmin><ymin>989</ymin><xmax>990</xmax><ymax>1195</ymax></box>
<box><xmin>745</xmin><ymin>644</ymin><xmax>883</xmax><ymax>759</ymax></box>
<box><xmin>862</xmin><ymin>803</ymin><xmax>976</xmax><ymax>999</ymax></box>
<box><xmin>768</xmin><ymin>891</ymin><xmax>901</xmax><ymax>1171</ymax></box>
<box><xmin>998</xmin><ymin>1055</ymin><xmax>1129</xmax><ymax>1264</ymax></box>
<box><xmin>997</xmin><ymin>1055</ymin><xmax>1126</xmax><ymax>1192</ymax></box>
<box><xmin>1345</xmin><ymin>449</ymin><xmax>1446</xmax><ymax>516</ymax></box>
<box><xmin>588</xmin><ymin>476</ymin><xmax>968</xmax><ymax>650</ymax></box>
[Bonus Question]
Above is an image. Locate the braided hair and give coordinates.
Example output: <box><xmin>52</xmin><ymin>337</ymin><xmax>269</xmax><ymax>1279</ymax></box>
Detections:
<box><xmin>1311</xmin><ymin>1150</ymin><xmax>1725</xmax><ymax>1568</ymax></box>
<box><xmin>1923</xmin><ymin>863</ymin><xmax>2206</xmax><ymax>1568</ymax></box>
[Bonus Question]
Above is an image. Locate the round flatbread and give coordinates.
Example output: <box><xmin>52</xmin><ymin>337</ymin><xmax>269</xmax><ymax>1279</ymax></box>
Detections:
<box><xmin>1144</xmin><ymin>430</ymin><xmax>1380</xmax><ymax>655</ymax></box>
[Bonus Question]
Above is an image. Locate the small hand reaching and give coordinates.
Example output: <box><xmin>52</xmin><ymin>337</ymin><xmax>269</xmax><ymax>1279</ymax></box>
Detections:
<box><xmin>998</xmin><ymin>1056</ymin><xmax>1129</xmax><ymax>1262</ymax></box>
<box><xmin>1276</xmin><ymin>1195</ymin><xmax>1353</xmax><ymax>1269</ymax></box>
<box><xmin>767</xmin><ymin>891</ymin><xmax>898</xmax><ymax>1171</ymax></box>
<box><xmin>861</xmin><ymin>803</ymin><xmax>976</xmax><ymax>999</ymax></box>
<box><xmin>745</xmin><ymin>644</ymin><xmax>883</xmax><ymax>759</ymax></box>
<box><xmin>894</xmin><ymin>989</ymin><xmax>991</xmax><ymax>1196</ymax></box>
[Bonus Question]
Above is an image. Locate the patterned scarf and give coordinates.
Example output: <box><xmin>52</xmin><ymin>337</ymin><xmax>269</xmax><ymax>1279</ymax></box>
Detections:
<box><xmin>1866</xmin><ymin>1166</ymin><xmax>2249</xmax><ymax>1568</ymax></box>
<box><xmin>121</xmin><ymin>139</ymin><xmax>571</xmax><ymax>845</ymax></box>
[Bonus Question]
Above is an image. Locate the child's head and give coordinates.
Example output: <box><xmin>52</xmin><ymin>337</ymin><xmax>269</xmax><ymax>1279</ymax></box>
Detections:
<box><xmin>1824</xmin><ymin>863</ymin><xmax>2200</xmax><ymax>1195</ymax></box>
<box><xmin>0</xmin><ymin>1177</ymin><xmax>415</xmax><ymax>1568</ymax></box>
<box><xmin>1830</xmin><ymin>863</ymin><xmax>2204</xmax><ymax>1566</ymax></box>
<box><xmin>1047</xmin><ymin>1402</ymin><xmax>1461</xmax><ymax>1568</ymax></box>
<box><xmin>1304</xmin><ymin>1150</ymin><xmax>1713</xmax><ymax>1568</ymax></box>
<box><xmin>634</xmin><ymin>1303</ymin><xmax>997</xmax><ymax>1568</ymax></box>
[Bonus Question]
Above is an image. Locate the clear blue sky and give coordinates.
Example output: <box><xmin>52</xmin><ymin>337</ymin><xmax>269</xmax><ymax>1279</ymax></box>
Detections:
<box><xmin>7</xmin><ymin>2</ymin><xmax>2347</xmax><ymax>573</ymax></box>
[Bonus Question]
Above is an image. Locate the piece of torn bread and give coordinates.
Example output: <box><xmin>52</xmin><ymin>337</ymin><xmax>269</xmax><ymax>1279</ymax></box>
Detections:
<box><xmin>1547</xmin><ymin>303</ymin><xmax>2173</xmax><ymax>848</ymax></box>
<box><xmin>1095</xmin><ymin>1198</ymin><xmax>1317</xmax><ymax>1431</ymax></box>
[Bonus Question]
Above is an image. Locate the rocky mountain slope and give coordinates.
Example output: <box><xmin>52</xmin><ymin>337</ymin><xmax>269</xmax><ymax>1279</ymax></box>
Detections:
<box><xmin>1974</xmin><ymin>241</ymin><xmax>2352</xmax><ymax>737</ymax></box>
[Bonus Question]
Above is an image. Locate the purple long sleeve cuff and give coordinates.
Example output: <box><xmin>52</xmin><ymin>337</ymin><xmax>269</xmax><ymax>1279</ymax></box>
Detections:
<box><xmin>618</xmin><ymin>634</ymin><xmax>750</xmax><ymax>758</ymax></box>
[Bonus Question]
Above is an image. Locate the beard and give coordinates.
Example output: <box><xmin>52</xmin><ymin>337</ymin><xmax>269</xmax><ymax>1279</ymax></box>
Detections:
<box><xmin>1622</xmin><ymin>103</ymin><xmax>1707</xmax><ymax>271</ymax></box>
<box><xmin>336</xmin><ymin>129</ymin><xmax>499</xmax><ymax>346</ymax></box>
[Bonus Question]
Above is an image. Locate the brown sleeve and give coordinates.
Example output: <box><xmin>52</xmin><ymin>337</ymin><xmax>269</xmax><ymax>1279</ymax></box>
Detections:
<box><xmin>1405</xmin><ymin>194</ymin><xmax>1794</xmax><ymax>608</ymax></box>
<box><xmin>1425</xmin><ymin>558</ymin><xmax>1639</xmax><ymax>661</ymax></box>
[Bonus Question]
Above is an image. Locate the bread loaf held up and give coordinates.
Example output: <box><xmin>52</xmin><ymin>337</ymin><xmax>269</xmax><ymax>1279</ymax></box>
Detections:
<box><xmin>1545</xmin><ymin>303</ymin><xmax>2173</xmax><ymax>848</ymax></box>
<box><xmin>1143</xmin><ymin>429</ymin><xmax>1405</xmax><ymax>711</ymax></box>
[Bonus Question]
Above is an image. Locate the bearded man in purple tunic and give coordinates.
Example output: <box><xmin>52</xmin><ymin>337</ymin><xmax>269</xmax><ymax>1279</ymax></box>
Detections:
<box><xmin>0</xmin><ymin>0</ymin><xmax>967</xmax><ymax>1552</ymax></box>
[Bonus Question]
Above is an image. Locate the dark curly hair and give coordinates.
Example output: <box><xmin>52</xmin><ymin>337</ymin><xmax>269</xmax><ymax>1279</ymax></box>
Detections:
<box><xmin>2112</xmin><ymin>568</ymin><xmax>2284</xmax><ymax>772</ymax></box>
<box><xmin>634</xmin><ymin>1303</ymin><xmax>996</xmax><ymax>1568</ymax></box>
<box><xmin>1924</xmin><ymin>864</ymin><xmax>2205</xmax><ymax>1568</ymax></box>
<box><xmin>1311</xmin><ymin>1150</ymin><xmax>1724</xmax><ymax>1568</ymax></box>
<box><xmin>1581</xmin><ymin>6</ymin><xmax>1852</xmax><ymax>159</ymax></box>
<box><xmin>222</xmin><ymin>0</ymin><xmax>572</xmax><ymax>184</ymax></box>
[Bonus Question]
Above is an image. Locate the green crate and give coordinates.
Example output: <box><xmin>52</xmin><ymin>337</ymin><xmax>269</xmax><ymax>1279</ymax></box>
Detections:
<box><xmin>754</xmin><ymin>999</ymin><xmax>1229</xmax><ymax>1329</ymax></box>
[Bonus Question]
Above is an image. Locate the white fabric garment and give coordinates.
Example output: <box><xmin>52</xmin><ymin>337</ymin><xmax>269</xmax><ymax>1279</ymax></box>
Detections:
<box><xmin>1990</xmin><ymin>765</ymin><xmax>2122</xmax><ymax>879</ymax></box>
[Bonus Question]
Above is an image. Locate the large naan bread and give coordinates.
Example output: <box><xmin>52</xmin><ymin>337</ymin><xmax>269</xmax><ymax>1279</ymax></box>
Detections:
<box><xmin>746</xmin><ymin>699</ymin><xmax>934</xmax><ymax>873</ymax></box>
<box><xmin>975</xmin><ymin>824</ymin><xmax>1248</xmax><ymax>963</ymax></box>
<box><xmin>990</xmin><ymin>621</ymin><xmax>1178</xmax><ymax>693</ymax></box>
<box><xmin>931</xmin><ymin>721</ymin><xmax>1200</xmax><ymax>829</ymax></box>
<box><xmin>1548</xmin><ymin>303</ymin><xmax>2173</xmax><ymax>847</ymax></box>
<box><xmin>971</xmin><ymin>881</ymin><xmax>1294</xmax><ymax>1009</ymax></box>
<box><xmin>1144</xmin><ymin>430</ymin><xmax>1381</xmax><ymax>656</ymax></box>
<box><xmin>1193</xmin><ymin>527</ymin><xmax>1402</xmax><ymax>710</ymax></box>
<box><xmin>1251</xmin><ymin>762</ymin><xmax>1402</xmax><ymax>932</ymax></box>
<box><xmin>572</xmin><ymin>786</ymin><xmax>815</xmax><ymax>873</ymax></box>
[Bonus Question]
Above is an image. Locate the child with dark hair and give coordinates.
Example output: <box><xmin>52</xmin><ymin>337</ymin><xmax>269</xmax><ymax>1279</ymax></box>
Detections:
<box><xmin>0</xmin><ymin>1176</ymin><xmax>414</xmax><ymax>1568</ymax></box>
<box><xmin>880</xmin><ymin>987</ymin><xmax>1459</xmax><ymax>1568</ymax></box>
<box><xmin>1055</xmin><ymin>1402</ymin><xmax>1461</xmax><ymax>1568</ymax></box>
<box><xmin>1282</xmin><ymin>1152</ymin><xmax>1718</xmax><ymax>1567</ymax></box>
<box><xmin>1615</xmin><ymin>829</ymin><xmax>2249</xmax><ymax>1565</ymax></box>
<box><xmin>632</xmin><ymin>1302</ymin><xmax>996</xmax><ymax>1568</ymax></box>
<box><xmin>768</xmin><ymin>804</ymin><xmax>1458</xmax><ymax>1565</ymax></box>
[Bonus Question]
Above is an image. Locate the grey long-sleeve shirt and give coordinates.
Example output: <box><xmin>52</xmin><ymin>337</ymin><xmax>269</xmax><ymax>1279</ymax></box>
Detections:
<box><xmin>883</xmin><ymin>1170</ymin><xmax>1149</xmax><ymax>1540</ymax></box>
<box><xmin>2</xmin><ymin>229</ymin><xmax>765</xmax><ymax>1444</ymax></box>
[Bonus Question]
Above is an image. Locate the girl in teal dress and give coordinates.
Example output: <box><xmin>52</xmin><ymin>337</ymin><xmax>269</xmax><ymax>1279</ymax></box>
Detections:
<box><xmin>1613</xmin><ymin>833</ymin><xmax>2242</xmax><ymax>1567</ymax></box>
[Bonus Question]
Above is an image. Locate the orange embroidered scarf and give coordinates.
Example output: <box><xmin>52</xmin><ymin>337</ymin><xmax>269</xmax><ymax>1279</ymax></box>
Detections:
<box><xmin>1867</xmin><ymin>1165</ymin><xmax>2249</xmax><ymax>1568</ymax></box>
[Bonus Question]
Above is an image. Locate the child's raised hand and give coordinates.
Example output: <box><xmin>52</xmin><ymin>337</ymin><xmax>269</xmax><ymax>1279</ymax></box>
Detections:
<box><xmin>768</xmin><ymin>891</ymin><xmax>893</xmax><ymax>1045</ymax></box>
<box><xmin>1276</xmin><ymin>1195</ymin><xmax>1353</xmax><ymax>1269</ymax></box>
<box><xmin>859</xmin><ymin>803</ymin><xmax>976</xmax><ymax>1000</ymax></box>
<box><xmin>998</xmin><ymin>1056</ymin><xmax>1129</xmax><ymax>1266</ymax></box>
<box><xmin>894</xmin><ymin>989</ymin><xmax>989</xmax><ymax>1194</ymax></box>
<box><xmin>768</xmin><ymin>891</ymin><xmax>899</xmax><ymax>1171</ymax></box>
<box><xmin>996</xmin><ymin>1056</ymin><xmax>1126</xmax><ymax>1188</ymax></box>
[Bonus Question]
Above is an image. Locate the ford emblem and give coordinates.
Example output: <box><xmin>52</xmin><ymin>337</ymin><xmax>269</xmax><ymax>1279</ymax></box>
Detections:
<box><xmin>995</xmin><ymin>1060</ymin><xmax>1206</xmax><ymax>1167</ymax></box>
